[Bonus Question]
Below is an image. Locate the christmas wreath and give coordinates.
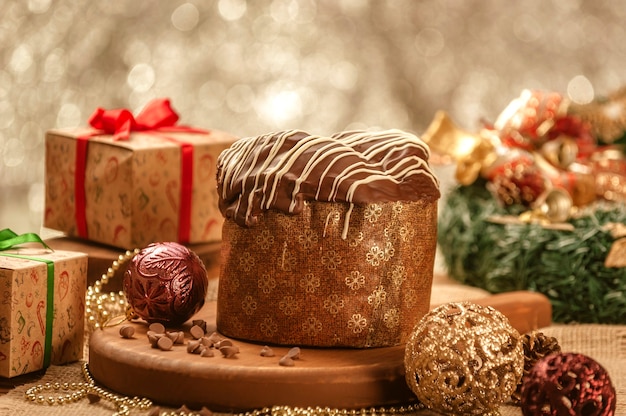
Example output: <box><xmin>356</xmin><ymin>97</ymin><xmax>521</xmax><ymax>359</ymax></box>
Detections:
<box><xmin>431</xmin><ymin>88</ymin><xmax>626</xmax><ymax>323</ymax></box>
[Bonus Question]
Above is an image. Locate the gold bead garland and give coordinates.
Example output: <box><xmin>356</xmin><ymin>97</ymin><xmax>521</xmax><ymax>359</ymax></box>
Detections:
<box><xmin>85</xmin><ymin>248</ymin><xmax>140</xmax><ymax>331</ymax></box>
<box><xmin>156</xmin><ymin>404</ymin><xmax>425</xmax><ymax>416</ymax></box>
<box><xmin>24</xmin><ymin>362</ymin><xmax>152</xmax><ymax>415</ymax></box>
<box><xmin>236</xmin><ymin>405</ymin><xmax>424</xmax><ymax>416</ymax></box>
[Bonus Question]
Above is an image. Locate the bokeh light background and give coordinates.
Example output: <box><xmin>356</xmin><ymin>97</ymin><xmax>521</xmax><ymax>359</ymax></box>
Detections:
<box><xmin>2</xmin><ymin>0</ymin><xmax>626</xmax><ymax>236</ymax></box>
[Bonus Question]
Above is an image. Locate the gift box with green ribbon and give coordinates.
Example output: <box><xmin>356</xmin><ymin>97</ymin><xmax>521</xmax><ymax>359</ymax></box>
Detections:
<box><xmin>0</xmin><ymin>229</ymin><xmax>87</xmax><ymax>377</ymax></box>
<box><xmin>44</xmin><ymin>98</ymin><xmax>238</xmax><ymax>249</ymax></box>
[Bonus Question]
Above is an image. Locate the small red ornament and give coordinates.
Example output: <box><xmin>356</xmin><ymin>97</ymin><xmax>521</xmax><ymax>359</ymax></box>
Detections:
<box><xmin>487</xmin><ymin>156</ymin><xmax>548</xmax><ymax>207</ymax></box>
<box><xmin>124</xmin><ymin>242</ymin><xmax>208</xmax><ymax>326</ymax></box>
<box><xmin>520</xmin><ymin>352</ymin><xmax>616</xmax><ymax>416</ymax></box>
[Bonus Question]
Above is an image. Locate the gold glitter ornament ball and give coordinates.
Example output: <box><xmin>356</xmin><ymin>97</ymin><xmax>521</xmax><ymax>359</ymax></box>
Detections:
<box><xmin>404</xmin><ymin>302</ymin><xmax>524</xmax><ymax>415</ymax></box>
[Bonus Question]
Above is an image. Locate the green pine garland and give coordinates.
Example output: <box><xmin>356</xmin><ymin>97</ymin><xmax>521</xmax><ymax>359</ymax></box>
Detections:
<box><xmin>438</xmin><ymin>181</ymin><xmax>626</xmax><ymax>324</ymax></box>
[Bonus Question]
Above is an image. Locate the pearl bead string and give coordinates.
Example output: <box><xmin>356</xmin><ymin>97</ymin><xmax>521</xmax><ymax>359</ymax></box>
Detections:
<box><xmin>24</xmin><ymin>362</ymin><xmax>152</xmax><ymax>415</ymax></box>
<box><xmin>85</xmin><ymin>248</ymin><xmax>140</xmax><ymax>331</ymax></box>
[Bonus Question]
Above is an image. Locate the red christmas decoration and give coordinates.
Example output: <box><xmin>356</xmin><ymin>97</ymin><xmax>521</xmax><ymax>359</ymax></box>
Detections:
<box><xmin>124</xmin><ymin>242</ymin><xmax>208</xmax><ymax>326</ymax></box>
<box><xmin>520</xmin><ymin>352</ymin><xmax>616</xmax><ymax>416</ymax></box>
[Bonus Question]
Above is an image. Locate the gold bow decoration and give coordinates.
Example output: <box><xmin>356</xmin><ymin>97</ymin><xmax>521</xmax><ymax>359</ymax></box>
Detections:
<box><xmin>421</xmin><ymin>110</ymin><xmax>497</xmax><ymax>186</ymax></box>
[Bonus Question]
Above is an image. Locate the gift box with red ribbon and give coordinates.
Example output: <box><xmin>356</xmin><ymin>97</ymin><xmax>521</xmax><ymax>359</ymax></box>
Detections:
<box><xmin>44</xmin><ymin>98</ymin><xmax>239</xmax><ymax>249</ymax></box>
<box><xmin>0</xmin><ymin>229</ymin><xmax>87</xmax><ymax>377</ymax></box>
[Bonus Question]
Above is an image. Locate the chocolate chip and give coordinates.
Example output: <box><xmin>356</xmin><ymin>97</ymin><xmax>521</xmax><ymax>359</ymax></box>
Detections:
<box><xmin>119</xmin><ymin>325</ymin><xmax>135</xmax><ymax>339</ymax></box>
<box><xmin>260</xmin><ymin>345</ymin><xmax>275</xmax><ymax>357</ymax></box>
<box><xmin>278</xmin><ymin>347</ymin><xmax>301</xmax><ymax>366</ymax></box>
<box><xmin>214</xmin><ymin>339</ymin><xmax>233</xmax><ymax>349</ymax></box>
<box><xmin>279</xmin><ymin>356</ymin><xmax>295</xmax><ymax>367</ymax></box>
<box><xmin>148</xmin><ymin>322</ymin><xmax>166</xmax><ymax>334</ymax></box>
<box><xmin>190</xmin><ymin>325</ymin><xmax>205</xmax><ymax>340</ymax></box>
<box><xmin>187</xmin><ymin>340</ymin><xmax>202</xmax><ymax>354</ymax></box>
<box><xmin>286</xmin><ymin>346</ymin><xmax>301</xmax><ymax>360</ymax></box>
<box><xmin>199</xmin><ymin>336</ymin><xmax>213</xmax><ymax>348</ymax></box>
<box><xmin>192</xmin><ymin>319</ymin><xmax>207</xmax><ymax>333</ymax></box>
<box><xmin>219</xmin><ymin>345</ymin><xmax>239</xmax><ymax>358</ymax></box>
<box><xmin>200</xmin><ymin>348</ymin><xmax>215</xmax><ymax>358</ymax></box>
<box><xmin>157</xmin><ymin>335</ymin><xmax>174</xmax><ymax>351</ymax></box>
<box><xmin>86</xmin><ymin>393</ymin><xmax>100</xmax><ymax>403</ymax></box>
<box><xmin>147</xmin><ymin>331</ymin><xmax>162</xmax><ymax>348</ymax></box>
<box><xmin>206</xmin><ymin>332</ymin><xmax>222</xmax><ymax>345</ymax></box>
<box><xmin>166</xmin><ymin>331</ymin><xmax>185</xmax><ymax>345</ymax></box>
<box><xmin>198</xmin><ymin>407</ymin><xmax>213</xmax><ymax>416</ymax></box>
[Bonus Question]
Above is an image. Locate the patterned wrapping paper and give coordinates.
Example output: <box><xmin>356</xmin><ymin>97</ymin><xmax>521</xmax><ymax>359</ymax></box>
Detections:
<box><xmin>217</xmin><ymin>199</ymin><xmax>438</xmax><ymax>348</ymax></box>
<box><xmin>0</xmin><ymin>249</ymin><xmax>87</xmax><ymax>378</ymax></box>
<box><xmin>44</xmin><ymin>127</ymin><xmax>238</xmax><ymax>249</ymax></box>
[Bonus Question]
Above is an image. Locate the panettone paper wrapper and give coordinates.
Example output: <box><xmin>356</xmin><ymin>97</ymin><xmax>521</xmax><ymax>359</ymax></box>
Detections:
<box><xmin>217</xmin><ymin>199</ymin><xmax>437</xmax><ymax>348</ymax></box>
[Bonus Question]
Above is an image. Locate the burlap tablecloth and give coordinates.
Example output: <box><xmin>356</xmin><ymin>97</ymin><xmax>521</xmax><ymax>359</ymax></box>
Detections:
<box><xmin>1</xmin><ymin>280</ymin><xmax>624</xmax><ymax>415</ymax></box>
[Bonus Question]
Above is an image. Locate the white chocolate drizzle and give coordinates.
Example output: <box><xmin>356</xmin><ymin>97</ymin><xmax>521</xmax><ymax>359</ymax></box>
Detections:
<box><xmin>217</xmin><ymin>129</ymin><xmax>440</xmax><ymax>238</ymax></box>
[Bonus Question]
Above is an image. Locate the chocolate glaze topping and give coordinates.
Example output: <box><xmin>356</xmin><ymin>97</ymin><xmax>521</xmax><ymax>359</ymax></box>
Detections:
<box><xmin>217</xmin><ymin>129</ymin><xmax>440</xmax><ymax>229</ymax></box>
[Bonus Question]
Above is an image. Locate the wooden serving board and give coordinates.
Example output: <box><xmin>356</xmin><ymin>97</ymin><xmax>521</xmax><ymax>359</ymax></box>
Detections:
<box><xmin>88</xmin><ymin>291</ymin><xmax>552</xmax><ymax>411</ymax></box>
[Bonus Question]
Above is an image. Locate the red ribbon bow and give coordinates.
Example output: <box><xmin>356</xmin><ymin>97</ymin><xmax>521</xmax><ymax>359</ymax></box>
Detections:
<box><xmin>75</xmin><ymin>98</ymin><xmax>203</xmax><ymax>244</ymax></box>
<box><xmin>88</xmin><ymin>98</ymin><xmax>180</xmax><ymax>141</ymax></box>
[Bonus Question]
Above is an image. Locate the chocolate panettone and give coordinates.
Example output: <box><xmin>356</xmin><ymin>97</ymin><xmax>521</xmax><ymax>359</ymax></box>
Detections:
<box><xmin>215</xmin><ymin>129</ymin><xmax>440</xmax><ymax>347</ymax></box>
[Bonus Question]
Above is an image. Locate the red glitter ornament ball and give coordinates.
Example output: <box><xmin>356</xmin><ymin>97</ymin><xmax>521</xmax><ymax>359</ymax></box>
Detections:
<box><xmin>124</xmin><ymin>242</ymin><xmax>208</xmax><ymax>326</ymax></box>
<box><xmin>520</xmin><ymin>352</ymin><xmax>616</xmax><ymax>416</ymax></box>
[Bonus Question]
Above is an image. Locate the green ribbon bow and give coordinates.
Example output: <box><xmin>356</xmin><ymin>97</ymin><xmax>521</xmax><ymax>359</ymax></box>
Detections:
<box><xmin>0</xmin><ymin>228</ymin><xmax>51</xmax><ymax>251</ymax></box>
